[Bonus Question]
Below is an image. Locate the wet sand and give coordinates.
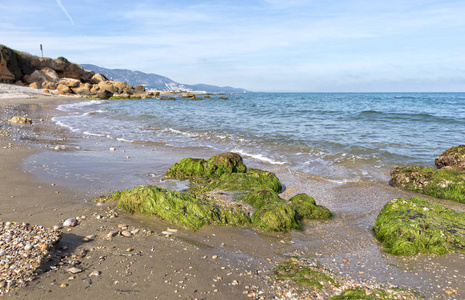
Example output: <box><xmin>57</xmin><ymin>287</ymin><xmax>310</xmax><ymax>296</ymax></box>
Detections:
<box><xmin>1</xmin><ymin>93</ymin><xmax>465</xmax><ymax>299</ymax></box>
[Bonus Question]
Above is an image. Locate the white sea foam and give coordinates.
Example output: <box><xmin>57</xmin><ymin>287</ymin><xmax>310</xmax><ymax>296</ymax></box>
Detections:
<box><xmin>56</xmin><ymin>100</ymin><xmax>105</xmax><ymax>112</ymax></box>
<box><xmin>233</xmin><ymin>149</ymin><xmax>286</xmax><ymax>165</ymax></box>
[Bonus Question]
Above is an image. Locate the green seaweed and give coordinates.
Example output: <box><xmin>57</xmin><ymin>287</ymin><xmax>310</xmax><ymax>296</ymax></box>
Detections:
<box><xmin>373</xmin><ymin>197</ymin><xmax>465</xmax><ymax>255</ymax></box>
<box><xmin>113</xmin><ymin>185</ymin><xmax>250</xmax><ymax>230</ymax></box>
<box><xmin>103</xmin><ymin>153</ymin><xmax>331</xmax><ymax>232</ymax></box>
<box><xmin>390</xmin><ymin>166</ymin><xmax>465</xmax><ymax>203</ymax></box>
<box><xmin>332</xmin><ymin>288</ymin><xmax>409</xmax><ymax>300</ymax></box>
<box><xmin>289</xmin><ymin>194</ymin><xmax>332</xmax><ymax>219</ymax></box>
<box><xmin>252</xmin><ymin>203</ymin><xmax>300</xmax><ymax>231</ymax></box>
<box><xmin>274</xmin><ymin>257</ymin><xmax>335</xmax><ymax>289</ymax></box>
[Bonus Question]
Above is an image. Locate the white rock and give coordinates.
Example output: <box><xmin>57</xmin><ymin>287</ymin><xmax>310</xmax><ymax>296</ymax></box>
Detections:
<box><xmin>89</xmin><ymin>270</ymin><xmax>100</xmax><ymax>277</ymax></box>
<box><xmin>121</xmin><ymin>230</ymin><xmax>131</xmax><ymax>237</ymax></box>
<box><xmin>24</xmin><ymin>244</ymin><xmax>33</xmax><ymax>251</ymax></box>
<box><xmin>0</xmin><ymin>249</ymin><xmax>6</xmax><ymax>256</ymax></box>
<box><xmin>162</xmin><ymin>231</ymin><xmax>175</xmax><ymax>236</ymax></box>
<box><xmin>63</xmin><ymin>218</ymin><xmax>77</xmax><ymax>227</ymax></box>
<box><xmin>66</xmin><ymin>267</ymin><xmax>84</xmax><ymax>274</ymax></box>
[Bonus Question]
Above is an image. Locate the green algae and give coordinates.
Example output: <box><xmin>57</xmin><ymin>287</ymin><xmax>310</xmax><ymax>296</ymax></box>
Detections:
<box><xmin>289</xmin><ymin>194</ymin><xmax>332</xmax><ymax>219</ymax></box>
<box><xmin>251</xmin><ymin>203</ymin><xmax>300</xmax><ymax>231</ymax></box>
<box><xmin>390</xmin><ymin>166</ymin><xmax>465</xmax><ymax>203</ymax></box>
<box><xmin>274</xmin><ymin>257</ymin><xmax>335</xmax><ymax>289</ymax></box>
<box><xmin>373</xmin><ymin>197</ymin><xmax>465</xmax><ymax>256</ymax></box>
<box><xmin>332</xmin><ymin>288</ymin><xmax>413</xmax><ymax>300</ymax></box>
<box><xmin>102</xmin><ymin>153</ymin><xmax>331</xmax><ymax>232</ymax></box>
<box><xmin>112</xmin><ymin>185</ymin><xmax>250</xmax><ymax>230</ymax></box>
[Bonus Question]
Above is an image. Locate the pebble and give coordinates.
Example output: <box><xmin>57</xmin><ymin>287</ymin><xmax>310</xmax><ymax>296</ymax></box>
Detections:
<box><xmin>53</xmin><ymin>225</ymin><xmax>62</xmax><ymax>231</ymax></box>
<box><xmin>24</xmin><ymin>244</ymin><xmax>33</xmax><ymax>251</ymax></box>
<box><xmin>109</xmin><ymin>147</ymin><xmax>116</xmax><ymax>151</ymax></box>
<box><xmin>118</xmin><ymin>224</ymin><xmax>128</xmax><ymax>229</ymax></box>
<box><xmin>63</xmin><ymin>218</ymin><xmax>77</xmax><ymax>227</ymax></box>
<box><xmin>162</xmin><ymin>231</ymin><xmax>175</xmax><ymax>236</ymax></box>
<box><xmin>89</xmin><ymin>270</ymin><xmax>100</xmax><ymax>277</ymax></box>
<box><xmin>60</xmin><ymin>283</ymin><xmax>68</xmax><ymax>288</ymax></box>
<box><xmin>121</xmin><ymin>230</ymin><xmax>131</xmax><ymax>237</ymax></box>
<box><xmin>66</xmin><ymin>267</ymin><xmax>84</xmax><ymax>274</ymax></box>
<box><xmin>107</xmin><ymin>231</ymin><xmax>119</xmax><ymax>238</ymax></box>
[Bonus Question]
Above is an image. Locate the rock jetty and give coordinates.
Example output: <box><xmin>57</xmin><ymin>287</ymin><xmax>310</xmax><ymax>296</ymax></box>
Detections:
<box><xmin>0</xmin><ymin>45</ymin><xmax>156</xmax><ymax>99</ymax></box>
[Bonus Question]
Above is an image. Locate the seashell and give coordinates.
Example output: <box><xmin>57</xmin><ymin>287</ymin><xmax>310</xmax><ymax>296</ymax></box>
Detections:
<box><xmin>24</xmin><ymin>244</ymin><xmax>33</xmax><ymax>251</ymax></box>
<box><xmin>161</xmin><ymin>231</ymin><xmax>175</xmax><ymax>236</ymax></box>
<box><xmin>107</xmin><ymin>231</ymin><xmax>118</xmax><ymax>238</ymax></box>
<box><xmin>89</xmin><ymin>270</ymin><xmax>100</xmax><ymax>277</ymax></box>
<box><xmin>53</xmin><ymin>225</ymin><xmax>62</xmax><ymax>231</ymax></box>
<box><xmin>66</xmin><ymin>267</ymin><xmax>84</xmax><ymax>274</ymax></box>
<box><xmin>0</xmin><ymin>249</ymin><xmax>6</xmax><ymax>256</ymax></box>
<box><xmin>63</xmin><ymin>218</ymin><xmax>77</xmax><ymax>227</ymax></box>
<box><xmin>166</xmin><ymin>228</ymin><xmax>178</xmax><ymax>233</ymax></box>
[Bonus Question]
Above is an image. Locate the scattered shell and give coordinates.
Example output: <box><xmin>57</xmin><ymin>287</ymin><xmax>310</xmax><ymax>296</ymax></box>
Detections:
<box><xmin>24</xmin><ymin>244</ymin><xmax>33</xmax><ymax>251</ymax></box>
<box><xmin>95</xmin><ymin>201</ymin><xmax>105</xmax><ymax>206</ymax></box>
<box><xmin>166</xmin><ymin>228</ymin><xmax>178</xmax><ymax>233</ymax></box>
<box><xmin>66</xmin><ymin>267</ymin><xmax>84</xmax><ymax>274</ymax></box>
<box><xmin>53</xmin><ymin>225</ymin><xmax>62</xmax><ymax>231</ymax></box>
<box><xmin>60</xmin><ymin>283</ymin><xmax>68</xmax><ymax>288</ymax></box>
<box><xmin>63</xmin><ymin>218</ymin><xmax>77</xmax><ymax>227</ymax></box>
<box><xmin>89</xmin><ymin>270</ymin><xmax>100</xmax><ymax>277</ymax></box>
<box><xmin>0</xmin><ymin>249</ymin><xmax>6</xmax><ymax>256</ymax></box>
<box><xmin>118</xmin><ymin>224</ymin><xmax>128</xmax><ymax>229</ymax></box>
<box><xmin>107</xmin><ymin>231</ymin><xmax>118</xmax><ymax>238</ymax></box>
<box><xmin>109</xmin><ymin>147</ymin><xmax>116</xmax><ymax>151</ymax></box>
<box><xmin>162</xmin><ymin>231</ymin><xmax>175</xmax><ymax>236</ymax></box>
<box><xmin>212</xmin><ymin>255</ymin><xmax>218</xmax><ymax>260</ymax></box>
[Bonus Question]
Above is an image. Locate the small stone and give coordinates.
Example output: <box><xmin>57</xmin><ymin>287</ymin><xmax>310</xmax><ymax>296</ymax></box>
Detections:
<box><xmin>53</xmin><ymin>225</ymin><xmax>62</xmax><ymax>231</ymax></box>
<box><xmin>96</xmin><ymin>201</ymin><xmax>105</xmax><ymax>206</ymax></box>
<box><xmin>109</xmin><ymin>147</ymin><xmax>116</xmax><ymax>151</ymax></box>
<box><xmin>118</xmin><ymin>224</ymin><xmax>128</xmax><ymax>229</ymax></box>
<box><xmin>0</xmin><ymin>249</ymin><xmax>6</xmax><ymax>256</ymax></box>
<box><xmin>121</xmin><ymin>230</ymin><xmax>131</xmax><ymax>237</ymax></box>
<box><xmin>89</xmin><ymin>270</ymin><xmax>100</xmax><ymax>277</ymax></box>
<box><xmin>60</xmin><ymin>283</ymin><xmax>68</xmax><ymax>288</ymax></box>
<box><xmin>162</xmin><ymin>231</ymin><xmax>175</xmax><ymax>236</ymax></box>
<box><xmin>126</xmin><ymin>248</ymin><xmax>133</xmax><ymax>252</ymax></box>
<box><xmin>342</xmin><ymin>259</ymin><xmax>349</xmax><ymax>264</ymax></box>
<box><xmin>24</xmin><ymin>244</ymin><xmax>33</xmax><ymax>251</ymax></box>
<box><xmin>63</xmin><ymin>218</ymin><xmax>77</xmax><ymax>227</ymax></box>
<box><xmin>107</xmin><ymin>231</ymin><xmax>118</xmax><ymax>238</ymax></box>
<box><xmin>212</xmin><ymin>255</ymin><xmax>218</xmax><ymax>260</ymax></box>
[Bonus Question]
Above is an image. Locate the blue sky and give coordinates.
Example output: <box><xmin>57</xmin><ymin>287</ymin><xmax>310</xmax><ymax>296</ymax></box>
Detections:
<box><xmin>1</xmin><ymin>0</ymin><xmax>465</xmax><ymax>92</ymax></box>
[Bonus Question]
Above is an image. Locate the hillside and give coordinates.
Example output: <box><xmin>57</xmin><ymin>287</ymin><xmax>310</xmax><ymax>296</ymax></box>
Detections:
<box><xmin>80</xmin><ymin>64</ymin><xmax>247</xmax><ymax>93</ymax></box>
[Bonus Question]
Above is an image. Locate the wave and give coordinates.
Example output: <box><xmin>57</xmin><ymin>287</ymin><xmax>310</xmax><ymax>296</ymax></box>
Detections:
<box><xmin>233</xmin><ymin>149</ymin><xmax>286</xmax><ymax>165</ymax></box>
<box><xmin>56</xmin><ymin>100</ymin><xmax>106</xmax><ymax>112</ymax></box>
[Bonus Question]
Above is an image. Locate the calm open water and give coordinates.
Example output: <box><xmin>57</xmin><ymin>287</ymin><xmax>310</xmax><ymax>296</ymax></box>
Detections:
<box><xmin>52</xmin><ymin>92</ymin><xmax>465</xmax><ymax>183</ymax></box>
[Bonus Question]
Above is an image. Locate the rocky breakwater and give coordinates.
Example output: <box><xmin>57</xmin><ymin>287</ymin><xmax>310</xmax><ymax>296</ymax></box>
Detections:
<box><xmin>97</xmin><ymin>153</ymin><xmax>331</xmax><ymax>232</ymax></box>
<box><xmin>390</xmin><ymin>145</ymin><xmax>465</xmax><ymax>203</ymax></box>
<box><xmin>0</xmin><ymin>44</ymin><xmax>154</xmax><ymax>99</ymax></box>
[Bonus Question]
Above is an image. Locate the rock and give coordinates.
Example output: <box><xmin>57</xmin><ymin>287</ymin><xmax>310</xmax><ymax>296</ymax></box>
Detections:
<box><xmin>218</xmin><ymin>97</ymin><xmax>229</xmax><ymax>100</ymax></box>
<box><xmin>29</xmin><ymin>82</ymin><xmax>40</xmax><ymax>89</ymax></box>
<box><xmin>435</xmin><ymin>145</ymin><xmax>465</xmax><ymax>172</ymax></box>
<box><xmin>90</xmin><ymin>73</ymin><xmax>108</xmax><ymax>84</ymax></box>
<box><xmin>63</xmin><ymin>218</ymin><xmax>78</xmax><ymax>227</ymax></box>
<box><xmin>40</xmin><ymin>67</ymin><xmax>60</xmax><ymax>82</ymax></box>
<box><xmin>134</xmin><ymin>85</ymin><xmax>146</xmax><ymax>95</ymax></box>
<box><xmin>162</xmin><ymin>231</ymin><xmax>175</xmax><ymax>236</ymax></box>
<box><xmin>289</xmin><ymin>193</ymin><xmax>332</xmax><ymax>219</ymax></box>
<box><xmin>72</xmin><ymin>82</ymin><xmax>93</xmax><ymax>96</ymax></box>
<box><xmin>117</xmin><ymin>224</ymin><xmax>127</xmax><ymax>229</ymax></box>
<box><xmin>53</xmin><ymin>225</ymin><xmax>62</xmax><ymax>231</ymax></box>
<box><xmin>121</xmin><ymin>230</ymin><xmax>131</xmax><ymax>237</ymax></box>
<box><xmin>56</xmin><ymin>84</ymin><xmax>72</xmax><ymax>95</ymax></box>
<box><xmin>107</xmin><ymin>231</ymin><xmax>118</xmax><ymax>238</ymax></box>
<box><xmin>374</xmin><ymin>197</ymin><xmax>465</xmax><ymax>255</ymax></box>
<box><xmin>41</xmin><ymin>80</ymin><xmax>59</xmax><ymax>90</ymax></box>
<box><xmin>42</xmin><ymin>89</ymin><xmax>50</xmax><ymax>94</ymax></box>
<box><xmin>0</xmin><ymin>249</ymin><xmax>7</xmax><ymax>256</ymax></box>
<box><xmin>24</xmin><ymin>244</ymin><xmax>33</xmax><ymax>251</ymax></box>
<box><xmin>390</xmin><ymin>165</ymin><xmax>465</xmax><ymax>203</ymax></box>
<box><xmin>89</xmin><ymin>270</ymin><xmax>100</xmax><ymax>277</ymax></box>
<box><xmin>59</xmin><ymin>78</ymin><xmax>81</xmax><ymax>88</ymax></box>
<box><xmin>182</xmin><ymin>92</ymin><xmax>196</xmax><ymax>98</ymax></box>
<box><xmin>0</xmin><ymin>46</ymin><xmax>16</xmax><ymax>83</ymax></box>
<box><xmin>9</xmin><ymin>116</ymin><xmax>32</xmax><ymax>125</ymax></box>
<box><xmin>25</xmin><ymin>69</ymin><xmax>47</xmax><ymax>84</ymax></box>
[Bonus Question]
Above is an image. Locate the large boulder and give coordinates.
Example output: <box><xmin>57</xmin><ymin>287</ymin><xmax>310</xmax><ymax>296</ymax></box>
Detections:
<box><xmin>9</xmin><ymin>116</ymin><xmax>32</xmax><ymax>125</ymax></box>
<box><xmin>390</xmin><ymin>166</ymin><xmax>465</xmax><ymax>203</ymax></box>
<box><xmin>134</xmin><ymin>85</ymin><xmax>146</xmax><ymax>95</ymax></box>
<box><xmin>72</xmin><ymin>82</ymin><xmax>93</xmax><ymax>96</ymax></box>
<box><xmin>0</xmin><ymin>47</ymin><xmax>16</xmax><ymax>83</ymax></box>
<box><xmin>56</xmin><ymin>84</ymin><xmax>72</xmax><ymax>95</ymax></box>
<box><xmin>374</xmin><ymin>197</ymin><xmax>465</xmax><ymax>255</ymax></box>
<box><xmin>42</xmin><ymin>80</ymin><xmax>59</xmax><ymax>90</ymax></box>
<box><xmin>59</xmin><ymin>78</ymin><xmax>81</xmax><ymax>88</ymax></box>
<box><xmin>435</xmin><ymin>145</ymin><xmax>465</xmax><ymax>172</ymax></box>
<box><xmin>90</xmin><ymin>73</ymin><xmax>108</xmax><ymax>84</ymax></box>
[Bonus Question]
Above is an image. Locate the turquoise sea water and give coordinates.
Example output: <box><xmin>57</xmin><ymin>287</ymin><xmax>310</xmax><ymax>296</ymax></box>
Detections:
<box><xmin>53</xmin><ymin>92</ymin><xmax>465</xmax><ymax>182</ymax></box>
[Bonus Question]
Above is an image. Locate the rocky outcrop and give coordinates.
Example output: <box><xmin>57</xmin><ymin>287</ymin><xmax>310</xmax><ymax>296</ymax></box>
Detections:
<box><xmin>9</xmin><ymin>116</ymin><xmax>32</xmax><ymax>125</ymax></box>
<box><xmin>390</xmin><ymin>145</ymin><xmax>465</xmax><ymax>203</ymax></box>
<box><xmin>101</xmin><ymin>153</ymin><xmax>331</xmax><ymax>232</ymax></box>
<box><xmin>0</xmin><ymin>44</ymin><xmax>153</xmax><ymax>99</ymax></box>
<box><xmin>435</xmin><ymin>145</ymin><xmax>465</xmax><ymax>171</ymax></box>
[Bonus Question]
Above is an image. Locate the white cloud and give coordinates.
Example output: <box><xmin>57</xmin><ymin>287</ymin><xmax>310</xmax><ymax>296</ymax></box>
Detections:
<box><xmin>56</xmin><ymin>0</ymin><xmax>74</xmax><ymax>25</ymax></box>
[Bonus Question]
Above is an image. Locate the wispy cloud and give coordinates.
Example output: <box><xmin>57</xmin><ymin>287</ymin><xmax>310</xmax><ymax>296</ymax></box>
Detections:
<box><xmin>56</xmin><ymin>0</ymin><xmax>74</xmax><ymax>25</ymax></box>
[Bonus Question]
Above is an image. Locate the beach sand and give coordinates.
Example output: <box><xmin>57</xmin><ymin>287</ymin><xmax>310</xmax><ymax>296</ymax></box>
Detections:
<box><xmin>1</xmin><ymin>85</ymin><xmax>465</xmax><ymax>299</ymax></box>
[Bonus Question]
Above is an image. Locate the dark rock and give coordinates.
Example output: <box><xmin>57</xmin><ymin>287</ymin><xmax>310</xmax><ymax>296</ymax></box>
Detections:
<box><xmin>435</xmin><ymin>145</ymin><xmax>465</xmax><ymax>171</ymax></box>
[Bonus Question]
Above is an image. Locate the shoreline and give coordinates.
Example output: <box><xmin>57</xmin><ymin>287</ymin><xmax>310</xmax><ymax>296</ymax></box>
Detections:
<box><xmin>1</xmin><ymin>91</ymin><xmax>465</xmax><ymax>299</ymax></box>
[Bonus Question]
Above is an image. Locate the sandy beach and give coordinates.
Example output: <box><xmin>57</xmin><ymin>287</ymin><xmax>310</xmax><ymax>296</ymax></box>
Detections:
<box><xmin>1</xmin><ymin>84</ymin><xmax>465</xmax><ymax>299</ymax></box>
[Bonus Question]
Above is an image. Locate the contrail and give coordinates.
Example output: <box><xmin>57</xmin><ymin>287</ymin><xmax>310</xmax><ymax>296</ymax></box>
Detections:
<box><xmin>56</xmin><ymin>0</ymin><xmax>74</xmax><ymax>25</ymax></box>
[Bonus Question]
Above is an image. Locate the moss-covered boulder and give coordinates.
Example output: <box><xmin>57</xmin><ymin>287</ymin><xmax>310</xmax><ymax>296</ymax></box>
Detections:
<box><xmin>112</xmin><ymin>185</ymin><xmax>250</xmax><ymax>230</ymax></box>
<box><xmin>103</xmin><ymin>153</ymin><xmax>331</xmax><ymax>232</ymax></box>
<box><xmin>165</xmin><ymin>152</ymin><xmax>246</xmax><ymax>179</ymax></box>
<box><xmin>289</xmin><ymin>194</ymin><xmax>332</xmax><ymax>219</ymax></box>
<box><xmin>390</xmin><ymin>166</ymin><xmax>465</xmax><ymax>203</ymax></box>
<box><xmin>373</xmin><ymin>197</ymin><xmax>465</xmax><ymax>256</ymax></box>
<box><xmin>435</xmin><ymin>145</ymin><xmax>465</xmax><ymax>171</ymax></box>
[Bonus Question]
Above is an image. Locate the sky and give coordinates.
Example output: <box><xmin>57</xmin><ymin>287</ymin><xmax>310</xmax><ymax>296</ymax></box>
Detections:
<box><xmin>1</xmin><ymin>0</ymin><xmax>465</xmax><ymax>92</ymax></box>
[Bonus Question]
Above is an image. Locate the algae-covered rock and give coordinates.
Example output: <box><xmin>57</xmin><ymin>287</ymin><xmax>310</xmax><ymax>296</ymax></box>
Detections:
<box><xmin>112</xmin><ymin>185</ymin><xmax>250</xmax><ymax>230</ymax></box>
<box><xmin>435</xmin><ymin>145</ymin><xmax>465</xmax><ymax>171</ymax></box>
<box><xmin>390</xmin><ymin>166</ymin><xmax>465</xmax><ymax>203</ymax></box>
<box><xmin>203</xmin><ymin>169</ymin><xmax>283</xmax><ymax>193</ymax></box>
<box><xmin>252</xmin><ymin>203</ymin><xmax>300</xmax><ymax>232</ymax></box>
<box><xmin>289</xmin><ymin>194</ymin><xmax>332</xmax><ymax>219</ymax></box>
<box><xmin>104</xmin><ymin>153</ymin><xmax>331</xmax><ymax>232</ymax></box>
<box><xmin>374</xmin><ymin>197</ymin><xmax>465</xmax><ymax>255</ymax></box>
<box><xmin>165</xmin><ymin>152</ymin><xmax>246</xmax><ymax>179</ymax></box>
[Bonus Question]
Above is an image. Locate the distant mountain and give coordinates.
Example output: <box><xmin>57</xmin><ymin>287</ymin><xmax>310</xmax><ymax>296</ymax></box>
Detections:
<box><xmin>80</xmin><ymin>64</ymin><xmax>247</xmax><ymax>93</ymax></box>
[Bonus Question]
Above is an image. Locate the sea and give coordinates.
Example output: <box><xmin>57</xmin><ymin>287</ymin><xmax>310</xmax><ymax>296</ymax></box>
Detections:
<box><xmin>50</xmin><ymin>92</ymin><xmax>465</xmax><ymax>185</ymax></box>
